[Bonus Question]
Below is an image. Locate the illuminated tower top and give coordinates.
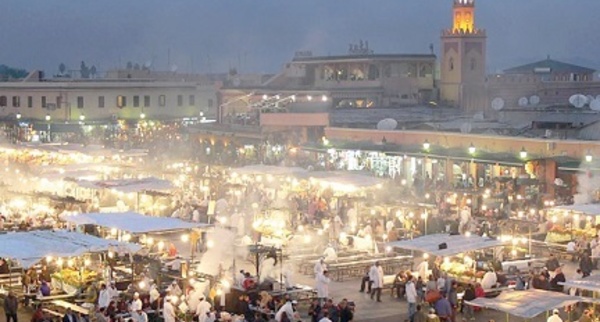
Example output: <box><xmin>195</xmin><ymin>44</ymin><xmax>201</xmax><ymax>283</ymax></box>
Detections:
<box><xmin>453</xmin><ymin>0</ymin><xmax>476</xmax><ymax>34</ymax></box>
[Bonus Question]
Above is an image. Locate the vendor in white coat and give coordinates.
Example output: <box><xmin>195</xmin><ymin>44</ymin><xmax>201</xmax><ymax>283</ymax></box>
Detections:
<box><xmin>369</xmin><ymin>261</ymin><xmax>384</xmax><ymax>302</ymax></box>
<box><xmin>98</xmin><ymin>283</ymin><xmax>111</xmax><ymax>309</ymax></box>
<box><xmin>314</xmin><ymin>258</ymin><xmax>326</xmax><ymax>278</ymax></box>
<box><xmin>195</xmin><ymin>296</ymin><xmax>212</xmax><ymax>322</ymax></box>
<box><xmin>316</xmin><ymin>270</ymin><xmax>331</xmax><ymax>302</ymax></box>
<box><xmin>163</xmin><ymin>296</ymin><xmax>177</xmax><ymax>322</ymax></box>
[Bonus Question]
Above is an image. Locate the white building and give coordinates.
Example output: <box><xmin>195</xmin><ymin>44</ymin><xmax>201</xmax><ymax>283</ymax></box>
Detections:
<box><xmin>0</xmin><ymin>71</ymin><xmax>219</xmax><ymax>122</ymax></box>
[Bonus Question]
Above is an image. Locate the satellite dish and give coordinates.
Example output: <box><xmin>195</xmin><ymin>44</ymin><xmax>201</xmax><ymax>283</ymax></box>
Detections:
<box><xmin>587</xmin><ymin>95</ymin><xmax>595</xmax><ymax>104</ymax></box>
<box><xmin>569</xmin><ymin>94</ymin><xmax>587</xmax><ymax>108</ymax></box>
<box><xmin>144</xmin><ymin>60</ymin><xmax>152</xmax><ymax>68</ymax></box>
<box><xmin>590</xmin><ymin>99</ymin><xmax>600</xmax><ymax>111</ymax></box>
<box><xmin>491</xmin><ymin>98</ymin><xmax>505</xmax><ymax>111</ymax></box>
<box><xmin>170</xmin><ymin>64</ymin><xmax>178</xmax><ymax>72</ymax></box>
<box><xmin>376</xmin><ymin>118</ymin><xmax>398</xmax><ymax>131</ymax></box>
<box><xmin>518</xmin><ymin>97</ymin><xmax>529</xmax><ymax>107</ymax></box>
<box><xmin>473</xmin><ymin>112</ymin><xmax>484</xmax><ymax>121</ymax></box>
<box><xmin>529</xmin><ymin>95</ymin><xmax>540</xmax><ymax>106</ymax></box>
<box><xmin>460</xmin><ymin>122</ymin><xmax>472</xmax><ymax>134</ymax></box>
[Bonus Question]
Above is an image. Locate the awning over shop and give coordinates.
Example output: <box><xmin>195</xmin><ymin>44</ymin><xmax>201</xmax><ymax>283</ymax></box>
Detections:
<box><xmin>386</xmin><ymin>233</ymin><xmax>505</xmax><ymax>257</ymax></box>
<box><xmin>464</xmin><ymin>289</ymin><xmax>596</xmax><ymax>319</ymax></box>
<box><xmin>60</xmin><ymin>212</ymin><xmax>211</xmax><ymax>234</ymax></box>
<box><xmin>552</xmin><ymin>204</ymin><xmax>600</xmax><ymax>216</ymax></box>
<box><xmin>231</xmin><ymin>165</ymin><xmax>307</xmax><ymax>176</ymax></box>
<box><xmin>75</xmin><ymin>177</ymin><xmax>172</xmax><ymax>193</ymax></box>
<box><xmin>0</xmin><ymin>230</ymin><xmax>141</xmax><ymax>268</ymax></box>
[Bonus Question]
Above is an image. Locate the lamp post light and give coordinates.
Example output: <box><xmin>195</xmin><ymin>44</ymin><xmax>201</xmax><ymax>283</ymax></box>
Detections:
<box><xmin>16</xmin><ymin>113</ymin><xmax>21</xmax><ymax>120</ymax></box>
<box><xmin>423</xmin><ymin>139</ymin><xmax>430</xmax><ymax>151</ymax></box>
<box><xmin>586</xmin><ymin>153</ymin><xmax>593</xmax><ymax>163</ymax></box>
<box><xmin>468</xmin><ymin>143</ymin><xmax>476</xmax><ymax>155</ymax></box>
<box><xmin>140</xmin><ymin>113</ymin><xmax>146</xmax><ymax>120</ymax></box>
<box><xmin>79</xmin><ymin>114</ymin><xmax>86</xmax><ymax>121</ymax></box>
<box><xmin>45</xmin><ymin>114</ymin><xmax>51</xmax><ymax>142</ymax></box>
<box><xmin>519</xmin><ymin>147</ymin><xmax>528</xmax><ymax>159</ymax></box>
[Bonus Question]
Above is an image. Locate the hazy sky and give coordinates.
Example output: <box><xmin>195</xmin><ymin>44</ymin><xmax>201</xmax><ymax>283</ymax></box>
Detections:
<box><xmin>1</xmin><ymin>0</ymin><xmax>599</xmax><ymax>75</ymax></box>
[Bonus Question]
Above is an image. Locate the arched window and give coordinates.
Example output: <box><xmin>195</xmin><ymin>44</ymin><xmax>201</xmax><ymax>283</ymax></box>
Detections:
<box><xmin>449</xmin><ymin>57</ymin><xmax>454</xmax><ymax>71</ymax></box>
<box><xmin>470</xmin><ymin>58</ymin><xmax>476</xmax><ymax>71</ymax></box>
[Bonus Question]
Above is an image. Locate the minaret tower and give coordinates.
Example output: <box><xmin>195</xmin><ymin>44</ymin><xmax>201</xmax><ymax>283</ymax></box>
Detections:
<box><xmin>440</xmin><ymin>0</ymin><xmax>487</xmax><ymax>111</ymax></box>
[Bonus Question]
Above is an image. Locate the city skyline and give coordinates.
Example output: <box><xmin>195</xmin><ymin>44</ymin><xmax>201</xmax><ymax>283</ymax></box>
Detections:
<box><xmin>1</xmin><ymin>0</ymin><xmax>599</xmax><ymax>75</ymax></box>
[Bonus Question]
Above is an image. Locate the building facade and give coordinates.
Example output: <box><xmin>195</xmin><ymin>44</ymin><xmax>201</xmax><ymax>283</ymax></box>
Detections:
<box><xmin>0</xmin><ymin>72</ymin><xmax>219</xmax><ymax>123</ymax></box>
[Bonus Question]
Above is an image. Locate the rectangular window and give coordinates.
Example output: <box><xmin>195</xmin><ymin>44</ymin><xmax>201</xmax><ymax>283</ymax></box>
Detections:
<box><xmin>27</xmin><ymin>96</ymin><xmax>33</xmax><ymax>108</ymax></box>
<box><xmin>159</xmin><ymin>95</ymin><xmax>166</xmax><ymax>107</ymax></box>
<box><xmin>56</xmin><ymin>96</ymin><xmax>62</xmax><ymax>108</ymax></box>
<box><xmin>117</xmin><ymin>95</ymin><xmax>126</xmax><ymax>108</ymax></box>
<box><xmin>77</xmin><ymin>96</ymin><xmax>84</xmax><ymax>109</ymax></box>
<box><xmin>144</xmin><ymin>95</ymin><xmax>150</xmax><ymax>107</ymax></box>
<box><xmin>189</xmin><ymin>95</ymin><xmax>195</xmax><ymax>106</ymax></box>
<box><xmin>133</xmin><ymin>95</ymin><xmax>140</xmax><ymax>107</ymax></box>
<box><xmin>41</xmin><ymin>96</ymin><xmax>47</xmax><ymax>108</ymax></box>
<box><xmin>12</xmin><ymin>96</ymin><xmax>20</xmax><ymax>108</ymax></box>
<box><xmin>98</xmin><ymin>96</ymin><xmax>105</xmax><ymax>108</ymax></box>
<box><xmin>208</xmin><ymin>99</ymin><xmax>214</xmax><ymax>108</ymax></box>
<box><xmin>177</xmin><ymin>95</ymin><xmax>183</xmax><ymax>107</ymax></box>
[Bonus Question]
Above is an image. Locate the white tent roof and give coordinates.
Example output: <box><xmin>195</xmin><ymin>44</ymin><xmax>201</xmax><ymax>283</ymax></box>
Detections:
<box><xmin>232</xmin><ymin>165</ymin><xmax>307</xmax><ymax>176</ymax></box>
<box><xmin>387</xmin><ymin>233</ymin><xmax>505</xmax><ymax>257</ymax></box>
<box><xmin>0</xmin><ymin>230</ymin><xmax>141</xmax><ymax>268</ymax></box>
<box><xmin>559</xmin><ymin>274</ymin><xmax>600</xmax><ymax>292</ymax></box>
<box><xmin>305</xmin><ymin>171</ymin><xmax>385</xmax><ymax>189</ymax></box>
<box><xmin>60</xmin><ymin>212</ymin><xmax>210</xmax><ymax>234</ymax></box>
<box><xmin>465</xmin><ymin>289</ymin><xmax>596</xmax><ymax>319</ymax></box>
<box><xmin>75</xmin><ymin>177</ymin><xmax>172</xmax><ymax>193</ymax></box>
<box><xmin>552</xmin><ymin>204</ymin><xmax>600</xmax><ymax>216</ymax></box>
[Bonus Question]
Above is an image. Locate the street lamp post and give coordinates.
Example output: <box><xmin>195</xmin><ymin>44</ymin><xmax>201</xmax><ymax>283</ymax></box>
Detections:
<box><xmin>45</xmin><ymin>114</ymin><xmax>51</xmax><ymax>142</ymax></box>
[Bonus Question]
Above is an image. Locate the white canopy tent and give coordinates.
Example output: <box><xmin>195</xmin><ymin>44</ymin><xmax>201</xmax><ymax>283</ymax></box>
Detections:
<box><xmin>559</xmin><ymin>274</ymin><xmax>600</xmax><ymax>292</ymax></box>
<box><xmin>386</xmin><ymin>233</ymin><xmax>505</xmax><ymax>257</ymax></box>
<box><xmin>60</xmin><ymin>212</ymin><xmax>210</xmax><ymax>234</ymax></box>
<box><xmin>231</xmin><ymin>165</ymin><xmax>307</xmax><ymax>176</ymax></box>
<box><xmin>465</xmin><ymin>289</ymin><xmax>597</xmax><ymax>319</ymax></box>
<box><xmin>304</xmin><ymin>171</ymin><xmax>385</xmax><ymax>192</ymax></box>
<box><xmin>552</xmin><ymin>204</ymin><xmax>600</xmax><ymax>216</ymax></box>
<box><xmin>75</xmin><ymin>177</ymin><xmax>173</xmax><ymax>194</ymax></box>
<box><xmin>0</xmin><ymin>230</ymin><xmax>141</xmax><ymax>268</ymax></box>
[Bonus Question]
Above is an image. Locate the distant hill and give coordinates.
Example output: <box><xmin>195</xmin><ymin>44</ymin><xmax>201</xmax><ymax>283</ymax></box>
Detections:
<box><xmin>0</xmin><ymin>64</ymin><xmax>28</xmax><ymax>81</ymax></box>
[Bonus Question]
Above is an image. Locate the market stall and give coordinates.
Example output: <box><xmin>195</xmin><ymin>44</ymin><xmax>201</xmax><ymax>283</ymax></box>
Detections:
<box><xmin>387</xmin><ymin>233</ymin><xmax>507</xmax><ymax>283</ymax></box>
<box><xmin>0</xmin><ymin>230</ymin><xmax>141</xmax><ymax>298</ymax></box>
<box><xmin>464</xmin><ymin>289</ymin><xmax>597</xmax><ymax>321</ymax></box>
<box><xmin>545</xmin><ymin>204</ymin><xmax>600</xmax><ymax>243</ymax></box>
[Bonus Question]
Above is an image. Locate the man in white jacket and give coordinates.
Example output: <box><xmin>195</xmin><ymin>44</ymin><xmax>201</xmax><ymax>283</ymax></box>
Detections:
<box><xmin>98</xmin><ymin>283</ymin><xmax>111</xmax><ymax>309</ymax></box>
<box><xmin>275</xmin><ymin>300</ymin><xmax>298</xmax><ymax>322</ymax></box>
<box><xmin>316</xmin><ymin>270</ymin><xmax>331</xmax><ymax>303</ymax></box>
<box><xmin>405</xmin><ymin>276</ymin><xmax>418</xmax><ymax>321</ymax></box>
<box><xmin>195</xmin><ymin>297</ymin><xmax>212</xmax><ymax>322</ymax></box>
<box><xmin>163</xmin><ymin>297</ymin><xmax>177</xmax><ymax>322</ymax></box>
<box><xmin>369</xmin><ymin>261</ymin><xmax>384</xmax><ymax>302</ymax></box>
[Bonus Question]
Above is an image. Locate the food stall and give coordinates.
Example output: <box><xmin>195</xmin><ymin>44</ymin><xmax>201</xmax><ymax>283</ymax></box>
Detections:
<box><xmin>545</xmin><ymin>204</ymin><xmax>600</xmax><ymax>243</ymax></box>
<box><xmin>387</xmin><ymin>233</ymin><xmax>507</xmax><ymax>283</ymax></box>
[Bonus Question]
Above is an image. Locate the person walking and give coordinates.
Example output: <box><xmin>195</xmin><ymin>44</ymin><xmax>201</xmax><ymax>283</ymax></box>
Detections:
<box><xmin>580</xmin><ymin>252</ymin><xmax>593</xmax><ymax>278</ymax></box>
<box><xmin>406</xmin><ymin>276</ymin><xmax>418</xmax><ymax>322</ymax></box>
<box><xmin>370</xmin><ymin>261</ymin><xmax>384</xmax><ymax>302</ymax></box>
<box><xmin>3</xmin><ymin>291</ymin><xmax>18</xmax><ymax>322</ymax></box>
<box><xmin>462</xmin><ymin>284</ymin><xmax>476</xmax><ymax>321</ymax></box>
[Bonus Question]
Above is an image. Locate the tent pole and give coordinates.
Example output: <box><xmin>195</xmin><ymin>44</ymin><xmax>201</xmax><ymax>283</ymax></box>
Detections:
<box><xmin>505</xmin><ymin>312</ymin><xmax>508</xmax><ymax>322</ymax></box>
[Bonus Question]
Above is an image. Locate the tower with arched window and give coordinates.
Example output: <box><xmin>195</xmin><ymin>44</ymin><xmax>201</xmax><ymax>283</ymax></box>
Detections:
<box><xmin>440</xmin><ymin>0</ymin><xmax>487</xmax><ymax>111</ymax></box>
